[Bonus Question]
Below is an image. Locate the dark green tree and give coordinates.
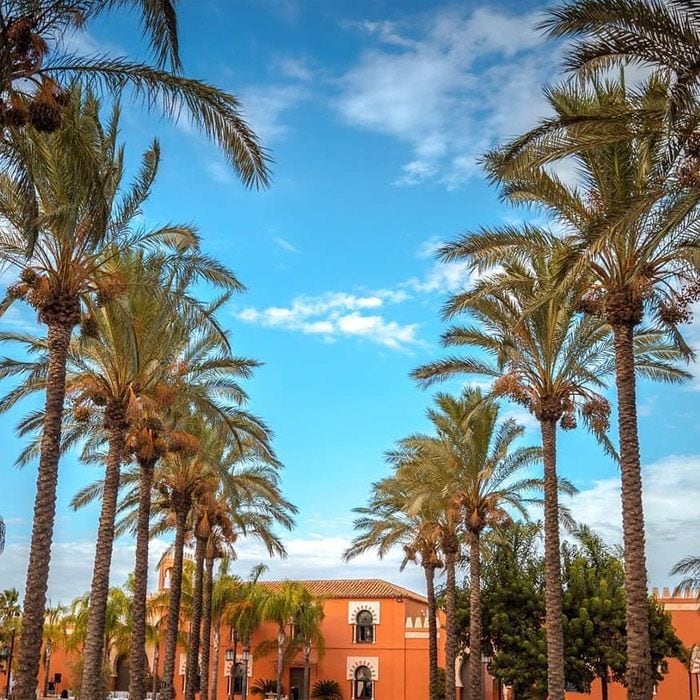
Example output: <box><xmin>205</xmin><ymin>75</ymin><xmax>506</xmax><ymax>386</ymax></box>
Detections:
<box><xmin>455</xmin><ymin>523</ymin><xmax>684</xmax><ymax>699</ymax></box>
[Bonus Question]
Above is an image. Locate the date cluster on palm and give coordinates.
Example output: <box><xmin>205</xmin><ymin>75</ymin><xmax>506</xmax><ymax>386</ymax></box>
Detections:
<box><xmin>1</xmin><ymin>16</ymin><xmax>70</xmax><ymax>132</ymax></box>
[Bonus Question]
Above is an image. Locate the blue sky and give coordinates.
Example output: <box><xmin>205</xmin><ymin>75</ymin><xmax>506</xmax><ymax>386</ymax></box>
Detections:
<box><xmin>1</xmin><ymin>0</ymin><xmax>699</xmax><ymax>601</ymax></box>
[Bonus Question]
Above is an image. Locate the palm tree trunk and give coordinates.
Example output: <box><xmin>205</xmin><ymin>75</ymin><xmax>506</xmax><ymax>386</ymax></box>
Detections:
<box><xmin>162</xmin><ymin>503</ymin><xmax>189</xmax><ymax>700</ymax></box>
<box><xmin>43</xmin><ymin>648</ymin><xmax>51</xmax><ymax>698</ymax></box>
<box><xmin>612</xmin><ymin>324</ymin><xmax>652</xmax><ymax>700</ymax></box>
<box><xmin>14</xmin><ymin>321</ymin><xmax>74</xmax><ymax>700</ymax></box>
<box><xmin>276</xmin><ymin>631</ymin><xmax>285</xmax><ymax>700</ymax></box>
<box><xmin>209</xmin><ymin>627</ymin><xmax>220</xmax><ymax>700</ymax></box>
<box><xmin>424</xmin><ymin>563</ymin><xmax>439</xmax><ymax>700</ymax></box>
<box><xmin>200</xmin><ymin>556</ymin><xmax>214</xmax><ymax>700</ymax></box>
<box><xmin>468</xmin><ymin>533</ymin><xmax>482</xmax><ymax>700</ymax></box>
<box><xmin>444</xmin><ymin>546</ymin><xmax>458</xmax><ymax>700</ymax></box>
<box><xmin>80</xmin><ymin>412</ymin><xmax>127</xmax><ymax>700</ymax></box>
<box><xmin>540</xmin><ymin>418</ymin><xmax>566</xmax><ymax>700</ymax></box>
<box><xmin>185</xmin><ymin>536</ymin><xmax>206</xmax><ymax>700</ymax></box>
<box><xmin>303</xmin><ymin>650</ymin><xmax>310</xmax><ymax>700</ymax></box>
<box><xmin>129</xmin><ymin>457</ymin><xmax>156</xmax><ymax>700</ymax></box>
<box><xmin>152</xmin><ymin>644</ymin><xmax>160</xmax><ymax>700</ymax></box>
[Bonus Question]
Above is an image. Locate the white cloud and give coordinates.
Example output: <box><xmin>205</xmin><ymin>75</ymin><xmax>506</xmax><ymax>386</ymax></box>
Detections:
<box><xmin>276</xmin><ymin>57</ymin><xmax>315</xmax><ymax>83</ymax></box>
<box><xmin>235</xmin><ymin>290</ymin><xmax>419</xmax><ymax>351</ymax></box>
<box><xmin>0</xmin><ymin>538</ymin><xmax>171</xmax><ymax>603</ymax></box>
<box><xmin>405</xmin><ymin>260</ymin><xmax>474</xmax><ymax>295</ymax></box>
<box><xmin>565</xmin><ymin>454</ymin><xmax>700</xmax><ymax>587</ymax></box>
<box><xmin>338</xmin><ymin>6</ymin><xmax>557</xmax><ymax>189</ymax></box>
<box><xmin>240</xmin><ymin>84</ymin><xmax>309</xmax><ymax>142</ymax></box>
<box><xmin>273</xmin><ymin>236</ymin><xmax>299</xmax><ymax>253</ymax></box>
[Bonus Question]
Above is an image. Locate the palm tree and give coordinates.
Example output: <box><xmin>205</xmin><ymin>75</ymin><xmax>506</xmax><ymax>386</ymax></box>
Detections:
<box><xmin>259</xmin><ymin>581</ymin><xmax>309</xmax><ymax>700</ymax></box>
<box><xmin>40</xmin><ymin>604</ymin><xmax>66</xmax><ymax>698</ymax></box>
<box><xmin>391</xmin><ymin>390</ymin><xmax>545</xmax><ymax>700</ymax></box>
<box><xmin>294</xmin><ymin>592</ymin><xmax>325</xmax><ymax>700</ymax></box>
<box><xmin>38</xmin><ymin>252</ymin><xmax>259</xmax><ymax>700</ymax></box>
<box><xmin>346</xmin><ymin>477</ymin><xmax>443</xmax><ymax>700</ymax></box>
<box><xmin>466</xmin><ymin>76</ymin><xmax>697</xmax><ymax>700</ymax></box>
<box><xmin>131</xmin><ymin>429</ymin><xmax>294</xmax><ymax>700</ymax></box>
<box><xmin>226</xmin><ymin>573</ymin><xmax>269</xmax><ymax>700</ymax></box>
<box><xmin>0</xmin><ymin>1</ymin><xmax>269</xmax><ymax>186</ymax></box>
<box><xmin>185</xmin><ymin>489</ymin><xmax>234</xmax><ymax>700</ymax></box>
<box><xmin>542</xmin><ymin>0</ymin><xmax>700</xmax><ymax>124</ymax></box>
<box><xmin>0</xmin><ymin>588</ymin><xmax>21</xmax><ymax>699</ymax></box>
<box><xmin>0</xmin><ymin>89</ymin><xmax>217</xmax><ymax>700</ymax></box>
<box><xmin>199</xmin><ymin>507</ymin><xmax>289</xmax><ymax>700</ymax></box>
<box><xmin>310</xmin><ymin>680</ymin><xmax>343</xmax><ymax>700</ymax></box>
<box><xmin>2</xmin><ymin>229</ymin><xmax>243</xmax><ymax>700</ymax></box>
<box><xmin>413</xmin><ymin>243</ymin><xmax>686</xmax><ymax>700</ymax></box>
<box><xmin>671</xmin><ymin>556</ymin><xmax>700</xmax><ymax>594</ymax></box>
<box><xmin>207</xmin><ymin>562</ymin><xmax>244</xmax><ymax>700</ymax></box>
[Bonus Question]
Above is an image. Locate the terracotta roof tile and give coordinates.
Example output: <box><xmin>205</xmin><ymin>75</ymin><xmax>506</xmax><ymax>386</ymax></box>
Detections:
<box><xmin>261</xmin><ymin>578</ymin><xmax>427</xmax><ymax>603</ymax></box>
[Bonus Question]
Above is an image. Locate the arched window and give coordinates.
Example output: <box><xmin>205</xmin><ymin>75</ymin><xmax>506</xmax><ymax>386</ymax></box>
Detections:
<box><xmin>233</xmin><ymin>663</ymin><xmax>244</xmax><ymax>694</ymax></box>
<box><xmin>354</xmin><ymin>666</ymin><xmax>373</xmax><ymax>699</ymax></box>
<box><xmin>355</xmin><ymin>610</ymin><xmax>374</xmax><ymax>643</ymax></box>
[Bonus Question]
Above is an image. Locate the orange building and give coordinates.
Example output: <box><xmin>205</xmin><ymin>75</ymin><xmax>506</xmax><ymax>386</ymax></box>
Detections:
<box><xmin>156</xmin><ymin>571</ymin><xmax>447</xmax><ymax>700</ymax></box>
<box><xmin>29</xmin><ymin>576</ymin><xmax>699</xmax><ymax>700</ymax></box>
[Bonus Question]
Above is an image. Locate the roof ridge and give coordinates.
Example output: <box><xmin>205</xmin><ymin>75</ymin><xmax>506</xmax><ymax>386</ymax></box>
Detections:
<box><xmin>259</xmin><ymin>578</ymin><xmax>427</xmax><ymax>603</ymax></box>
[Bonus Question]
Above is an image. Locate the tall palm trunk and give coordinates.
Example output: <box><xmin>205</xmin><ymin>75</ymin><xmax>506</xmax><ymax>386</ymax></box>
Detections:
<box><xmin>612</xmin><ymin>324</ymin><xmax>652</xmax><ymax>700</ymax></box>
<box><xmin>43</xmin><ymin>646</ymin><xmax>52</xmax><ymax>698</ymax></box>
<box><xmin>14</xmin><ymin>320</ymin><xmax>75</xmax><ymax>700</ymax></box>
<box><xmin>468</xmin><ymin>532</ymin><xmax>483</xmax><ymax>700</ymax></box>
<box><xmin>209</xmin><ymin>626</ymin><xmax>220</xmax><ymax>700</ymax></box>
<box><xmin>185</xmin><ymin>536</ymin><xmax>206</xmax><ymax>700</ymax></box>
<box><xmin>80</xmin><ymin>409</ymin><xmax>127</xmax><ymax>700</ymax></box>
<box><xmin>200</xmin><ymin>556</ymin><xmax>214</xmax><ymax>700</ymax></box>
<box><xmin>424</xmin><ymin>563</ymin><xmax>439</xmax><ymax>700</ymax></box>
<box><xmin>276</xmin><ymin>630</ymin><xmax>286</xmax><ymax>700</ymax></box>
<box><xmin>129</xmin><ymin>457</ymin><xmax>156</xmax><ymax>700</ymax></box>
<box><xmin>302</xmin><ymin>645</ymin><xmax>311</xmax><ymax>700</ymax></box>
<box><xmin>162</xmin><ymin>502</ymin><xmax>189</xmax><ymax>700</ymax></box>
<box><xmin>540</xmin><ymin>418</ymin><xmax>566</xmax><ymax>700</ymax></box>
<box><xmin>444</xmin><ymin>545</ymin><xmax>458</xmax><ymax>700</ymax></box>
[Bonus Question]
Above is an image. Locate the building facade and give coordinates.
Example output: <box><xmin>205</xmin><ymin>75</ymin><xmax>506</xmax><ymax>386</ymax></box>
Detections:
<box><xmin>157</xmin><ymin>573</ymin><xmax>447</xmax><ymax>700</ymax></box>
<box><xmin>28</xmin><ymin>579</ymin><xmax>698</xmax><ymax>700</ymax></box>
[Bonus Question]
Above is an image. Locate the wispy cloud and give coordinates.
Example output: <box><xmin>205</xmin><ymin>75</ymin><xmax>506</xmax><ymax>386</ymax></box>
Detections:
<box><xmin>235</xmin><ymin>236</ymin><xmax>481</xmax><ymax>349</ymax></box>
<box><xmin>273</xmin><ymin>236</ymin><xmax>299</xmax><ymax>254</ymax></box>
<box><xmin>236</xmin><ymin>289</ymin><xmax>419</xmax><ymax>351</ymax></box>
<box><xmin>240</xmin><ymin>84</ymin><xmax>310</xmax><ymax>143</ymax></box>
<box><xmin>337</xmin><ymin>7</ymin><xmax>557</xmax><ymax>189</ymax></box>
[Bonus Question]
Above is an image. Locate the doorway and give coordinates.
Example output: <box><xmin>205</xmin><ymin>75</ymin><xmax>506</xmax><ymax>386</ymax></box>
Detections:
<box><xmin>289</xmin><ymin>668</ymin><xmax>304</xmax><ymax>700</ymax></box>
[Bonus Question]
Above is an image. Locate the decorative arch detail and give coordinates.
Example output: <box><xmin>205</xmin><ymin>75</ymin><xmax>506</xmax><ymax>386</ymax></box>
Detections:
<box><xmin>346</xmin><ymin>656</ymin><xmax>379</xmax><ymax>680</ymax></box>
<box><xmin>347</xmin><ymin>601</ymin><xmax>380</xmax><ymax>624</ymax></box>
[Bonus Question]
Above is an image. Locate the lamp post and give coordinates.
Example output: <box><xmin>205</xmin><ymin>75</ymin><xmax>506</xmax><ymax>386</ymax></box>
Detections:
<box><xmin>241</xmin><ymin>646</ymin><xmax>250</xmax><ymax>700</ymax></box>
<box><xmin>225</xmin><ymin>649</ymin><xmax>235</xmax><ymax>700</ymax></box>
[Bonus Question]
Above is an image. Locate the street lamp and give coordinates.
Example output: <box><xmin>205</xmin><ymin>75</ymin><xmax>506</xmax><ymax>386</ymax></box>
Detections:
<box><xmin>241</xmin><ymin>646</ymin><xmax>250</xmax><ymax>700</ymax></box>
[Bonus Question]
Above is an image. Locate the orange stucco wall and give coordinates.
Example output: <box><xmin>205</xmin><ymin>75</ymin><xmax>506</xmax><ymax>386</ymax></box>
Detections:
<box><xmin>161</xmin><ymin>590</ymin><xmax>446</xmax><ymax>700</ymax></box>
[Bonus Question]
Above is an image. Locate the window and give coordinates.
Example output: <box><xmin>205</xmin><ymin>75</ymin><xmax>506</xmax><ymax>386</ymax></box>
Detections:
<box><xmin>233</xmin><ymin>663</ymin><xmax>244</xmax><ymax>694</ymax></box>
<box><xmin>354</xmin><ymin>666</ymin><xmax>373</xmax><ymax>699</ymax></box>
<box><xmin>355</xmin><ymin>610</ymin><xmax>374</xmax><ymax>643</ymax></box>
